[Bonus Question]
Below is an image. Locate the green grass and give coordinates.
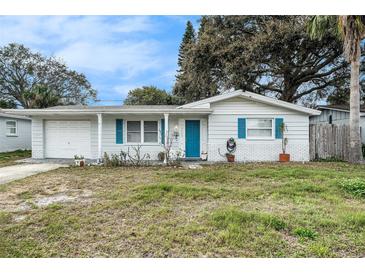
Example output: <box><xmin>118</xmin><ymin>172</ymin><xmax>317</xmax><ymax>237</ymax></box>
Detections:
<box><xmin>1</xmin><ymin>162</ymin><xmax>365</xmax><ymax>257</ymax></box>
<box><xmin>0</xmin><ymin>150</ymin><xmax>31</xmax><ymax>167</ymax></box>
<box><xmin>293</xmin><ymin>227</ymin><xmax>317</xmax><ymax>240</ymax></box>
<box><xmin>338</xmin><ymin>178</ymin><xmax>365</xmax><ymax>197</ymax></box>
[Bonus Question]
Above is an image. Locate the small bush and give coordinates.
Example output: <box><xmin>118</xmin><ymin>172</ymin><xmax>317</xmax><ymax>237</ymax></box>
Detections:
<box><xmin>338</xmin><ymin>178</ymin><xmax>365</xmax><ymax>197</ymax></box>
<box><xmin>293</xmin><ymin>227</ymin><xmax>317</xmax><ymax>239</ymax></box>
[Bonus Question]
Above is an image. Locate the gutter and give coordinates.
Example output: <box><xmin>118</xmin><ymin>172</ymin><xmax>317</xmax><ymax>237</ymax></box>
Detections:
<box><xmin>3</xmin><ymin>108</ymin><xmax>213</xmax><ymax>116</ymax></box>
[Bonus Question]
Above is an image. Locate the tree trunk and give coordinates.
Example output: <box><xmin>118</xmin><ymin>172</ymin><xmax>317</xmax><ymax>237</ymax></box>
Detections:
<box><xmin>348</xmin><ymin>54</ymin><xmax>363</xmax><ymax>163</ymax></box>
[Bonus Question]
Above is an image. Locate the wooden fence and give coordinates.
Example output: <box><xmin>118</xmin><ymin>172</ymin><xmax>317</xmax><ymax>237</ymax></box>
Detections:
<box><xmin>309</xmin><ymin>124</ymin><xmax>350</xmax><ymax>161</ymax></box>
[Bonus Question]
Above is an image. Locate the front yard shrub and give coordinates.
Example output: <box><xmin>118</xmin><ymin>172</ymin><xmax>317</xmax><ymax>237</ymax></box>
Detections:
<box><xmin>338</xmin><ymin>178</ymin><xmax>365</xmax><ymax>197</ymax></box>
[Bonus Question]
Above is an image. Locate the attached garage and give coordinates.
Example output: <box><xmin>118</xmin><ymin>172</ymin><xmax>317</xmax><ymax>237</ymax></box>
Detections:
<box><xmin>45</xmin><ymin>120</ymin><xmax>91</xmax><ymax>159</ymax></box>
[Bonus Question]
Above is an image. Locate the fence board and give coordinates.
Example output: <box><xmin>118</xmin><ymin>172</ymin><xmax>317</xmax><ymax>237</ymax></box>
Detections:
<box><xmin>309</xmin><ymin>124</ymin><xmax>350</xmax><ymax>161</ymax></box>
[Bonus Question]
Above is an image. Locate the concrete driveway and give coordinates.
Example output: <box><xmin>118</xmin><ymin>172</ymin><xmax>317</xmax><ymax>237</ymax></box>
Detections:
<box><xmin>0</xmin><ymin>164</ymin><xmax>66</xmax><ymax>185</ymax></box>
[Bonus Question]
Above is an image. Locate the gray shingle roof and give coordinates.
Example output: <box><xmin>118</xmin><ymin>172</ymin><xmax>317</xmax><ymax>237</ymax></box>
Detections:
<box><xmin>46</xmin><ymin>105</ymin><xmax>179</xmax><ymax>110</ymax></box>
<box><xmin>317</xmin><ymin>105</ymin><xmax>365</xmax><ymax>112</ymax></box>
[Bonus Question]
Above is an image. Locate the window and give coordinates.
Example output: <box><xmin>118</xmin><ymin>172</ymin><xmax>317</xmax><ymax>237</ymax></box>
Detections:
<box><xmin>6</xmin><ymin>120</ymin><xmax>17</xmax><ymax>136</ymax></box>
<box><xmin>247</xmin><ymin>118</ymin><xmax>273</xmax><ymax>139</ymax></box>
<box><xmin>127</xmin><ymin>121</ymin><xmax>141</xmax><ymax>143</ymax></box>
<box><xmin>126</xmin><ymin>120</ymin><xmax>159</xmax><ymax>143</ymax></box>
<box><xmin>144</xmin><ymin>121</ymin><xmax>158</xmax><ymax>143</ymax></box>
<box><xmin>329</xmin><ymin>115</ymin><xmax>332</xmax><ymax>124</ymax></box>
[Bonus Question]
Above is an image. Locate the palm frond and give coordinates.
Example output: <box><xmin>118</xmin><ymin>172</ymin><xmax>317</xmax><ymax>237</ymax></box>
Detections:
<box><xmin>307</xmin><ymin>15</ymin><xmax>339</xmax><ymax>40</ymax></box>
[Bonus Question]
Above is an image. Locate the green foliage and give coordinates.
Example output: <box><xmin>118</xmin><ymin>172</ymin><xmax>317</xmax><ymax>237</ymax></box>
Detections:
<box><xmin>103</xmin><ymin>151</ymin><xmax>127</xmax><ymax>167</ymax></box>
<box><xmin>308</xmin><ymin>243</ymin><xmax>331</xmax><ymax>257</ymax></box>
<box><xmin>338</xmin><ymin>178</ymin><xmax>365</xmax><ymax>197</ymax></box>
<box><xmin>23</xmin><ymin>85</ymin><xmax>62</xmax><ymax>109</ymax></box>
<box><xmin>0</xmin><ymin>212</ymin><xmax>11</xmax><ymax>224</ymax></box>
<box><xmin>293</xmin><ymin>227</ymin><xmax>317</xmax><ymax>239</ymax></box>
<box><xmin>0</xmin><ymin>150</ymin><xmax>31</xmax><ymax>167</ymax></box>
<box><xmin>0</xmin><ymin>43</ymin><xmax>96</xmax><ymax>108</ymax></box>
<box><xmin>2</xmin><ymin>162</ymin><xmax>365</xmax><ymax>257</ymax></box>
<box><xmin>131</xmin><ymin>183</ymin><xmax>224</xmax><ymax>204</ymax></box>
<box><xmin>174</xmin><ymin>16</ymin><xmax>349</xmax><ymax>105</ymax></box>
<box><xmin>124</xmin><ymin>86</ymin><xmax>182</xmax><ymax>105</ymax></box>
<box><xmin>0</xmin><ymin>99</ymin><xmax>17</xmax><ymax>108</ymax></box>
<box><xmin>212</xmin><ymin>208</ymin><xmax>287</xmax><ymax>232</ymax></box>
<box><xmin>173</xmin><ymin>18</ymin><xmax>219</xmax><ymax>103</ymax></box>
<box><xmin>177</xmin><ymin>21</ymin><xmax>196</xmax><ymax>68</ymax></box>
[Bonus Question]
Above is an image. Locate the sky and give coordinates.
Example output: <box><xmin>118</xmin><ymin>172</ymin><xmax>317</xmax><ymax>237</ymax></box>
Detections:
<box><xmin>0</xmin><ymin>16</ymin><xmax>200</xmax><ymax>105</ymax></box>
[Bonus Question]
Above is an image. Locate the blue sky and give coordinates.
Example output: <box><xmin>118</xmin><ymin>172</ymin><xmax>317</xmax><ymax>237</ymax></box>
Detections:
<box><xmin>0</xmin><ymin>16</ymin><xmax>201</xmax><ymax>105</ymax></box>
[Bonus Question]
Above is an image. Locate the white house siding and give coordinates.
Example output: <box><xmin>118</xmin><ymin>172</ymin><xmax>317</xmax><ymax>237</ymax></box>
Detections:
<box><xmin>31</xmin><ymin>117</ymin><xmax>44</xmax><ymax>158</ymax></box>
<box><xmin>0</xmin><ymin>116</ymin><xmax>31</xmax><ymax>152</ymax></box>
<box><xmin>207</xmin><ymin>98</ymin><xmax>310</xmax><ymax>162</ymax></box>
<box><xmin>31</xmin><ymin>114</ymin><xmax>209</xmax><ymax>160</ymax></box>
<box><xmin>101</xmin><ymin>114</ymin><xmax>176</xmax><ymax>160</ymax></box>
<box><xmin>32</xmin><ymin>116</ymin><xmax>95</xmax><ymax>159</ymax></box>
<box><xmin>101</xmin><ymin>114</ymin><xmax>208</xmax><ymax>159</ymax></box>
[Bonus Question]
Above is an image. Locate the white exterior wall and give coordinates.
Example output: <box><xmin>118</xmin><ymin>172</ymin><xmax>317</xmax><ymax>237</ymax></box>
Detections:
<box><xmin>30</xmin><ymin>97</ymin><xmax>309</xmax><ymax>162</ymax></box>
<box><xmin>31</xmin><ymin>114</ymin><xmax>209</xmax><ymax>160</ymax></box>
<box><xmin>31</xmin><ymin>117</ymin><xmax>44</xmax><ymax>158</ymax></box>
<box><xmin>0</xmin><ymin>116</ymin><xmax>31</xmax><ymax>152</ymax></box>
<box><xmin>207</xmin><ymin>98</ymin><xmax>310</xmax><ymax>162</ymax></box>
<box><xmin>101</xmin><ymin>114</ymin><xmax>177</xmax><ymax>160</ymax></box>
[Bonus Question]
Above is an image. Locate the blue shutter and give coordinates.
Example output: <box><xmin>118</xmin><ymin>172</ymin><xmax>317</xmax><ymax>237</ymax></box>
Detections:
<box><xmin>275</xmin><ymin>118</ymin><xmax>284</xmax><ymax>139</ymax></box>
<box><xmin>161</xmin><ymin>119</ymin><xmax>165</xmax><ymax>144</ymax></box>
<box><xmin>238</xmin><ymin>118</ymin><xmax>246</xmax><ymax>139</ymax></box>
<box><xmin>116</xmin><ymin>119</ymin><xmax>123</xmax><ymax>144</ymax></box>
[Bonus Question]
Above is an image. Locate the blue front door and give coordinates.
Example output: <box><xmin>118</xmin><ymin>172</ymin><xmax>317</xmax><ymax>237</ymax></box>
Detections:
<box><xmin>185</xmin><ymin>120</ymin><xmax>200</xmax><ymax>158</ymax></box>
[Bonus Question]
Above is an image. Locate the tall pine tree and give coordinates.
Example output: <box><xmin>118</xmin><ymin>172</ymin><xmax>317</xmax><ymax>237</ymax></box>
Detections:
<box><xmin>173</xmin><ymin>21</ymin><xmax>196</xmax><ymax>101</ymax></box>
<box><xmin>177</xmin><ymin>21</ymin><xmax>196</xmax><ymax>69</ymax></box>
<box><xmin>173</xmin><ymin>18</ymin><xmax>219</xmax><ymax>103</ymax></box>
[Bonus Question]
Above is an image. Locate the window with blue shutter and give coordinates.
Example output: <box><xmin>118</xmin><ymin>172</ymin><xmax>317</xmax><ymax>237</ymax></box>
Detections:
<box><xmin>160</xmin><ymin>119</ymin><xmax>165</xmax><ymax>144</ymax></box>
<box><xmin>275</xmin><ymin>118</ymin><xmax>284</xmax><ymax>139</ymax></box>
<box><xmin>238</xmin><ymin>118</ymin><xmax>246</xmax><ymax>139</ymax></box>
<box><xmin>116</xmin><ymin>119</ymin><xmax>123</xmax><ymax>144</ymax></box>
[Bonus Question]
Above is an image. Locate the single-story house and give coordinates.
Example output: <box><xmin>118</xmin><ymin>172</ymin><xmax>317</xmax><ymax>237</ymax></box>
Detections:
<box><xmin>309</xmin><ymin>104</ymin><xmax>365</xmax><ymax>143</ymax></box>
<box><xmin>0</xmin><ymin>111</ymin><xmax>32</xmax><ymax>152</ymax></box>
<box><xmin>4</xmin><ymin>90</ymin><xmax>320</xmax><ymax>162</ymax></box>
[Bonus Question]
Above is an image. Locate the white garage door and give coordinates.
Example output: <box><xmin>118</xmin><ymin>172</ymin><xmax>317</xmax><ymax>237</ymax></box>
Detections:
<box><xmin>45</xmin><ymin>120</ymin><xmax>91</xmax><ymax>158</ymax></box>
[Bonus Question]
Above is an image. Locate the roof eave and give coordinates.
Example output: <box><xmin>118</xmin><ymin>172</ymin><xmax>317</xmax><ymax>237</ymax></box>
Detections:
<box><xmin>3</xmin><ymin>108</ymin><xmax>213</xmax><ymax>116</ymax></box>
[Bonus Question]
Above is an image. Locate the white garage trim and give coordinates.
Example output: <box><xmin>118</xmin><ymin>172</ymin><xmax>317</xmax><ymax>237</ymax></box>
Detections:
<box><xmin>45</xmin><ymin>120</ymin><xmax>91</xmax><ymax>159</ymax></box>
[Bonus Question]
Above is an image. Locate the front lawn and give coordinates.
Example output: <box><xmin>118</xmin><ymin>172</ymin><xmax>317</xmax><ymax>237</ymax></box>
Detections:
<box><xmin>0</xmin><ymin>150</ymin><xmax>31</xmax><ymax>167</ymax></box>
<box><xmin>1</xmin><ymin>162</ymin><xmax>365</xmax><ymax>257</ymax></box>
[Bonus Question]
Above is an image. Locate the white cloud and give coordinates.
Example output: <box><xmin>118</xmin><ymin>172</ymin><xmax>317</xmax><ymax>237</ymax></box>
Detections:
<box><xmin>113</xmin><ymin>84</ymin><xmax>141</xmax><ymax>96</ymax></box>
<box><xmin>0</xmin><ymin>16</ymin><xmax>180</xmax><ymax>101</ymax></box>
<box><xmin>0</xmin><ymin>16</ymin><xmax>164</xmax><ymax>79</ymax></box>
<box><xmin>0</xmin><ymin>16</ymin><xmax>155</xmax><ymax>46</ymax></box>
<box><xmin>55</xmin><ymin>40</ymin><xmax>161</xmax><ymax>78</ymax></box>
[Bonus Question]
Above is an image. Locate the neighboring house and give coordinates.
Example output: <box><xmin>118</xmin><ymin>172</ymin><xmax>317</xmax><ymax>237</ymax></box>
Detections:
<box><xmin>0</xmin><ymin>111</ymin><xmax>32</xmax><ymax>152</ymax></box>
<box><xmin>4</xmin><ymin>90</ymin><xmax>320</xmax><ymax>162</ymax></box>
<box><xmin>309</xmin><ymin>105</ymin><xmax>365</xmax><ymax>144</ymax></box>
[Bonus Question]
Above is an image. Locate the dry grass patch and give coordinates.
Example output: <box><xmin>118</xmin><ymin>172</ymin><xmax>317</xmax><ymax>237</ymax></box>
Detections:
<box><xmin>1</xmin><ymin>162</ymin><xmax>365</xmax><ymax>257</ymax></box>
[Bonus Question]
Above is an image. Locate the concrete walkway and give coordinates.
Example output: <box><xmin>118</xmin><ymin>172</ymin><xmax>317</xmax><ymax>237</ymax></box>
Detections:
<box><xmin>0</xmin><ymin>164</ymin><xmax>67</xmax><ymax>185</ymax></box>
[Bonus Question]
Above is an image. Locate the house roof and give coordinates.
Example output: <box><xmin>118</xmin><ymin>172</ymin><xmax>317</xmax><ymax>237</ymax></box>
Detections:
<box><xmin>0</xmin><ymin>109</ymin><xmax>31</xmax><ymax>120</ymax></box>
<box><xmin>3</xmin><ymin>104</ymin><xmax>212</xmax><ymax>115</ymax></box>
<box><xmin>45</xmin><ymin>105</ymin><xmax>179</xmax><ymax>110</ymax></box>
<box><xmin>179</xmin><ymin>90</ymin><xmax>321</xmax><ymax>115</ymax></box>
<box><xmin>3</xmin><ymin>90</ymin><xmax>321</xmax><ymax>116</ymax></box>
<box><xmin>317</xmin><ymin>104</ymin><xmax>365</xmax><ymax>113</ymax></box>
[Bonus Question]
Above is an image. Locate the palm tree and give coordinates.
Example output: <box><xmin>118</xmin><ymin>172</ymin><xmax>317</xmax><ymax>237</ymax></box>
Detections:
<box><xmin>308</xmin><ymin>16</ymin><xmax>365</xmax><ymax>163</ymax></box>
<box><xmin>24</xmin><ymin>85</ymin><xmax>62</xmax><ymax>109</ymax></box>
